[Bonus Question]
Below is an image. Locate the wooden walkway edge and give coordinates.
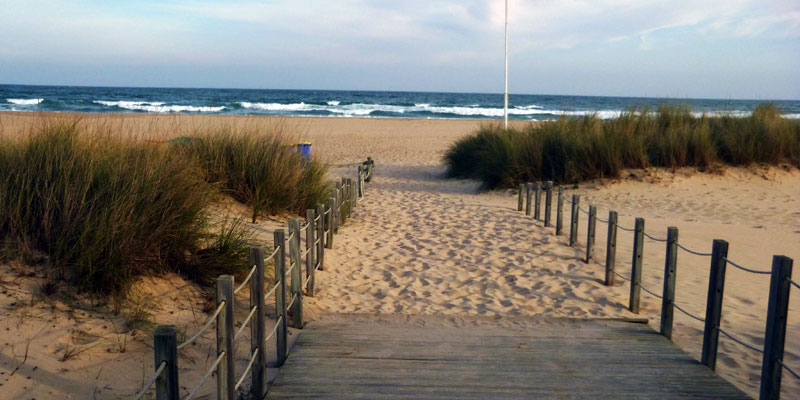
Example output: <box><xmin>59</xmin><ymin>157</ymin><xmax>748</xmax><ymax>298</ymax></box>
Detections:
<box><xmin>266</xmin><ymin>313</ymin><xmax>749</xmax><ymax>399</ymax></box>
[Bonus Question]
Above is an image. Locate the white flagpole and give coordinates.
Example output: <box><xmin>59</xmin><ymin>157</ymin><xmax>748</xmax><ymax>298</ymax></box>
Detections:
<box><xmin>504</xmin><ymin>0</ymin><xmax>509</xmax><ymax>129</ymax></box>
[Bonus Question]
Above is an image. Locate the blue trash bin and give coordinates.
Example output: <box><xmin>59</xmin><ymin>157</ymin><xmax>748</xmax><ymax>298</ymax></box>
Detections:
<box><xmin>297</xmin><ymin>142</ymin><xmax>311</xmax><ymax>165</ymax></box>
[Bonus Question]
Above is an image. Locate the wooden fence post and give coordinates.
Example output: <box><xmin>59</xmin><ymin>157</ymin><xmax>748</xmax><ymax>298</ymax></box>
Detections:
<box><xmin>326</xmin><ymin>197</ymin><xmax>335</xmax><ymax>249</ymax></box>
<box><xmin>517</xmin><ymin>184</ymin><xmax>524</xmax><ymax>212</ymax></box>
<box><xmin>365</xmin><ymin>157</ymin><xmax>374</xmax><ymax>182</ymax></box>
<box><xmin>760</xmin><ymin>255</ymin><xmax>793</xmax><ymax>399</ymax></box>
<box><xmin>249</xmin><ymin>247</ymin><xmax>267</xmax><ymax>398</ymax></box>
<box><xmin>544</xmin><ymin>181</ymin><xmax>553</xmax><ymax>227</ymax></box>
<box><xmin>556</xmin><ymin>186</ymin><xmax>564</xmax><ymax>236</ymax></box>
<box><xmin>306</xmin><ymin>209</ymin><xmax>316</xmax><ymax>296</ymax></box>
<box><xmin>358</xmin><ymin>165</ymin><xmax>364</xmax><ymax>199</ymax></box>
<box><xmin>534</xmin><ymin>182</ymin><xmax>541</xmax><ymax>220</ymax></box>
<box><xmin>288</xmin><ymin>219</ymin><xmax>303</xmax><ymax>328</ymax></box>
<box><xmin>585</xmin><ymin>205</ymin><xmax>597</xmax><ymax>263</ymax></box>
<box><xmin>273</xmin><ymin>230</ymin><xmax>288</xmax><ymax>367</ymax></box>
<box><xmin>525</xmin><ymin>183</ymin><xmax>533</xmax><ymax>216</ymax></box>
<box><xmin>334</xmin><ymin>183</ymin><xmax>342</xmax><ymax>233</ymax></box>
<box><xmin>216</xmin><ymin>275</ymin><xmax>235</xmax><ymax>400</ymax></box>
<box><xmin>605</xmin><ymin>211</ymin><xmax>618</xmax><ymax>286</ymax></box>
<box><xmin>569</xmin><ymin>195</ymin><xmax>580</xmax><ymax>246</ymax></box>
<box><xmin>701</xmin><ymin>239</ymin><xmax>729</xmax><ymax>370</ymax></box>
<box><xmin>629</xmin><ymin>218</ymin><xmax>645</xmax><ymax>314</ymax></box>
<box><xmin>154</xmin><ymin>325</ymin><xmax>179</xmax><ymax>400</ymax></box>
<box><xmin>316</xmin><ymin>203</ymin><xmax>325</xmax><ymax>271</ymax></box>
<box><xmin>660</xmin><ymin>227</ymin><xmax>678</xmax><ymax>340</ymax></box>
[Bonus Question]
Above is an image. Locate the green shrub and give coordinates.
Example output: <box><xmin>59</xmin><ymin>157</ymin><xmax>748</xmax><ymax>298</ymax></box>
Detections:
<box><xmin>445</xmin><ymin>104</ymin><xmax>800</xmax><ymax>188</ymax></box>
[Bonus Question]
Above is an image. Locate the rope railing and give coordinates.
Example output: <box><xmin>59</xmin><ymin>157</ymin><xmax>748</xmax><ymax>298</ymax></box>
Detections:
<box><xmin>265</xmin><ymin>316</ymin><xmax>282</xmax><ymax>343</ymax></box>
<box><xmin>132</xmin><ymin>360</ymin><xmax>167</xmax><ymax>400</ymax></box>
<box><xmin>676</xmin><ymin>242</ymin><xmax>712</xmax><ymax>257</ymax></box>
<box><xmin>721</xmin><ymin>256</ymin><xmax>771</xmax><ymax>275</ymax></box>
<box><xmin>234</xmin><ymin>348</ymin><xmax>260</xmax><ymax>391</ymax></box>
<box><xmin>139</xmin><ymin>159</ymin><xmax>378</xmax><ymax>398</ymax></box>
<box><xmin>716</xmin><ymin>326</ymin><xmax>764</xmax><ymax>354</ymax></box>
<box><xmin>184</xmin><ymin>351</ymin><xmax>226</xmax><ymax>400</ymax></box>
<box><xmin>234</xmin><ymin>305</ymin><xmax>259</xmax><ymax>340</ymax></box>
<box><xmin>518</xmin><ymin>183</ymin><xmax>797</xmax><ymax>395</ymax></box>
<box><xmin>264</xmin><ymin>282</ymin><xmax>279</xmax><ymax>301</ymax></box>
<box><xmin>673</xmin><ymin>302</ymin><xmax>706</xmax><ymax>323</ymax></box>
<box><xmin>639</xmin><ymin>283</ymin><xmax>663</xmax><ymax>300</ymax></box>
<box><xmin>265</xmin><ymin>246</ymin><xmax>280</xmax><ymax>262</ymax></box>
<box><xmin>177</xmin><ymin>301</ymin><xmax>226</xmax><ymax>351</ymax></box>
<box><xmin>778</xmin><ymin>359</ymin><xmax>800</xmax><ymax>380</ymax></box>
<box><xmin>234</xmin><ymin>264</ymin><xmax>258</xmax><ymax>294</ymax></box>
<box><xmin>642</xmin><ymin>232</ymin><xmax>667</xmax><ymax>242</ymax></box>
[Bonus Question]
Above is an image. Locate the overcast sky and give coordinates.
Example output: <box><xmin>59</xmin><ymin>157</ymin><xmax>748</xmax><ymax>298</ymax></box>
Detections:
<box><xmin>1</xmin><ymin>0</ymin><xmax>798</xmax><ymax>99</ymax></box>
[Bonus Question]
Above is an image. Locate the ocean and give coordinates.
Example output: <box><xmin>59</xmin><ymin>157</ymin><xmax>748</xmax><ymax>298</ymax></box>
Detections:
<box><xmin>2</xmin><ymin>84</ymin><xmax>799</xmax><ymax>120</ymax></box>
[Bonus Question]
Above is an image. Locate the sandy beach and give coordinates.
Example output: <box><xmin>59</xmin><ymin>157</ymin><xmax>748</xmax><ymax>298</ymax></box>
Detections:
<box><xmin>1</xmin><ymin>112</ymin><xmax>798</xmax><ymax>398</ymax></box>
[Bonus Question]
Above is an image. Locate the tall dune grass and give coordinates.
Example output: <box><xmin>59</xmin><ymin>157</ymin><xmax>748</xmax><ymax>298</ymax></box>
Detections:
<box><xmin>445</xmin><ymin>105</ymin><xmax>800</xmax><ymax>188</ymax></box>
<box><xmin>0</xmin><ymin>120</ymin><xmax>330</xmax><ymax>295</ymax></box>
<box><xmin>186</xmin><ymin>128</ymin><xmax>330</xmax><ymax>222</ymax></box>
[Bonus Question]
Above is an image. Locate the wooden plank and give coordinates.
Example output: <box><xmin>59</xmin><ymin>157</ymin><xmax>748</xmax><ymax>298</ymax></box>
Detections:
<box><xmin>701</xmin><ymin>239</ymin><xmax>728</xmax><ymax>370</ymax></box>
<box><xmin>267</xmin><ymin>314</ymin><xmax>748</xmax><ymax>399</ymax></box>
<box><xmin>660</xmin><ymin>227</ymin><xmax>678</xmax><ymax>340</ymax></box>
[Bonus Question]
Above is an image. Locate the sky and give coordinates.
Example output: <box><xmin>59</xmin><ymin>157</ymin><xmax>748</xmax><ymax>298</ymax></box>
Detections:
<box><xmin>0</xmin><ymin>0</ymin><xmax>798</xmax><ymax>99</ymax></box>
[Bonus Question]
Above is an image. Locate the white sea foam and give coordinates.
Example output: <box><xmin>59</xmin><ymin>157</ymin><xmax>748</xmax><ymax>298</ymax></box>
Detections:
<box><xmin>7</xmin><ymin>98</ymin><xmax>43</xmax><ymax>105</ymax></box>
<box><xmin>94</xmin><ymin>100</ymin><xmax>223</xmax><ymax>113</ymax></box>
<box><xmin>327</xmin><ymin>100</ymin><xmax>340</xmax><ymax>106</ymax></box>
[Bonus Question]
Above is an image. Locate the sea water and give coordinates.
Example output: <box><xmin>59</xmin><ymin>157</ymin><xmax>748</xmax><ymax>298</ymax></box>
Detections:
<box><xmin>2</xmin><ymin>84</ymin><xmax>798</xmax><ymax>120</ymax></box>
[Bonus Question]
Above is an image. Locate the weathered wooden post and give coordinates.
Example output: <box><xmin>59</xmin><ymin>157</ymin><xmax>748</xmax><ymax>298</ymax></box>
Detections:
<box><xmin>316</xmin><ymin>203</ymin><xmax>325</xmax><ymax>271</ymax></box>
<box><xmin>273</xmin><ymin>230</ymin><xmax>288</xmax><ymax>367</ymax></box>
<box><xmin>760</xmin><ymin>255</ymin><xmax>793</xmax><ymax>399</ymax></box>
<box><xmin>517</xmin><ymin>184</ymin><xmax>524</xmax><ymax>212</ymax></box>
<box><xmin>326</xmin><ymin>197</ymin><xmax>335</xmax><ymax>249</ymax></box>
<box><xmin>544</xmin><ymin>181</ymin><xmax>553</xmax><ymax>227</ymax></box>
<box><xmin>629</xmin><ymin>218</ymin><xmax>645</xmax><ymax>314</ymax></box>
<box><xmin>605</xmin><ymin>211</ymin><xmax>618</xmax><ymax>286</ymax></box>
<box><xmin>357</xmin><ymin>165</ymin><xmax>364</xmax><ymax>198</ymax></box>
<box><xmin>525</xmin><ymin>183</ymin><xmax>533</xmax><ymax>216</ymax></box>
<box><xmin>365</xmin><ymin>157</ymin><xmax>374</xmax><ymax>182</ymax></box>
<box><xmin>334</xmin><ymin>182</ymin><xmax>342</xmax><ymax>233</ymax></box>
<box><xmin>585</xmin><ymin>205</ymin><xmax>597</xmax><ymax>263</ymax></box>
<box><xmin>701</xmin><ymin>239</ymin><xmax>729</xmax><ymax>370</ymax></box>
<box><xmin>249</xmin><ymin>247</ymin><xmax>267</xmax><ymax>398</ymax></box>
<box><xmin>569</xmin><ymin>195</ymin><xmax>580</xmax><ymax>246</ymax></box>
<box><xmin>216</xmin><ymin>275</ymin><xmax>235</xmax><ymax>400</ymax></box>
<box><xmin>660</xmin><ymin>227</ymin><xmax>679</xmax><ymax>340</ymax></box>
<box><xmin>154</xmin><ymin>325</ymin><xmax>179</xmax><ymax>400</ymax></box>
<box><xmin>556</xmin><ymin>186</ymin><xmax>564</xmax><ymax>236</ymax></box>
<box><xmin>534</xmin><ymin>182</ymin><xmax>542</xmax><ymax>220</ymax></box>
<box><xmin>288</xmin><ymin>219</ymin><xmax>303</xmax><ymax>328</ymax></box>
<box><xmin>305</xmin><ymin>209</ymin><xmax>316</xmax><ymax>296</ymax></box>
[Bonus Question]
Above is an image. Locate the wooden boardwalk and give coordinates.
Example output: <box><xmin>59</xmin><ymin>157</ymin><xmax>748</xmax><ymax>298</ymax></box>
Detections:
<box><xmin>267</xmin><ymin>314</ymin><xmax>749</xmax><ymax>399</ymax></box>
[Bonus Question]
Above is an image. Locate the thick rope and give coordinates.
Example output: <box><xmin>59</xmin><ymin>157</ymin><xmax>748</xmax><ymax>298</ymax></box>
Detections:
<box><xmin>722</xmin><ymin>257</ymin><xmax>771</xmax><ymax>275</ymax></box>
<box><xmin>643</xmin><ymin>232</ymin><xmax>668</xmax><ymax>242</ymax></box>
<box><xmin>234</xmin><ymin>348</ymin><xmax>260</xmax><ymax>391</ymax></box>
<box><xmin>265</xmin><ymin>316</ymin><xmax>282</xmax><ymax>343</ymax></box>
<box><xmin>779</xmin><ymin>359</ymin><xmax>800</xmax><ymax>380</ymax></box>
<box><xmin>676</xmin><ymin>242</ymin><xmax>712</xmax><ymax>257</ymax></box>
<box><xmin>234</xmin><ymin>305</ymin><xmax>258</xmax><ymax>341</ymax></box>
<box><xmin>265</xmin><ymin>246</ymin><xmax>280</xmax><ymax>262</ymax></box>
<box><xmin>791</xmin><ymin>279</ymin><xmax>800</xmax><ymax>291</ymax></box>
<box><xmin>132</xmin><ymin>361</ymin><xmax>167</xmax><ymax>400</ymax></box>
<box><xmin>717</xmin><ymin>326</ymin><xmax>764</xmax><ymax>353</ymax></box>
<box><xmin>234</xmin><ymin>264</ymin><xmax>258</xmax><ymax>294</ymax></box>
<box><xmin>264</xmin><ymin>282</ymin><xmax>279</xmax><ymax>302</ymax></box>
<box><xmin>640</xmin><ymin>283</ymin><xmax>664</xmax><ymax>300</ymax></box>
<box><xmin>177</xmin><ymin>301</ymin><xmax>226</xmax><ymax>351</ymax></box>
<box><xmin>184</xmin><ymin>351</ymin><xmax>225</xmax><ymax>400</ymax></box>
<box><xmin>673</xmin><ymin>302</ymin><xmax>706</xmax><ymax>323</ymax></box>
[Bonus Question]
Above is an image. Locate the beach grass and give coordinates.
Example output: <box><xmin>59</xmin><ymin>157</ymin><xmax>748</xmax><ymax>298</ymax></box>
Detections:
<box><xmin>185</xmin><ymin>127</ymin><xmax>330</xmax><ymax>222</ymax></box>
<box><xmin>0</xmin><ymin>119</ymin><xmax>328</xmax><ymax>295</ymax></box>
<box><xmin>445</xmin><ymin>104</ymin><xmax>800</xmax><ymax>188</ymax></box>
